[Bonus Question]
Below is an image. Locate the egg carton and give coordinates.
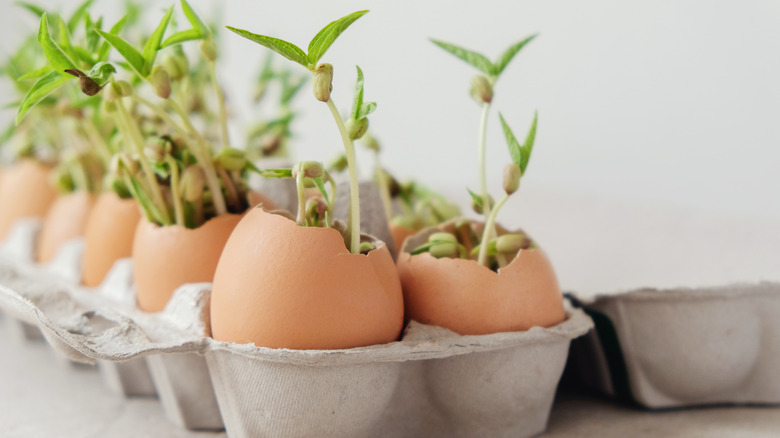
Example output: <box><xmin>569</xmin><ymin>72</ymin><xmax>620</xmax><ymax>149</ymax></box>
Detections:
<box><xmin>0</xmin><ymin>223</ymin><xmax>220</xmax><ymax>429</ymax></box>
<box><xmin>0</xmin><ymin>223</ymin><xmax>591</xmax><ymax>437</ymax></box>
<box><xmin>567</xmin><ymin>283</ymin><xmax>780</xmax><ymax>408</ymax></box>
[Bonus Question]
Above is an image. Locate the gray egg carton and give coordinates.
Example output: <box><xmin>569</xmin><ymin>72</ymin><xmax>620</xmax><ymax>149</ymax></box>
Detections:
<box><xmin>568</xmin><ymin>284</ymin><xmax>780</xmax><ymax>408</ymax></box>
<box><xmin>0</xmin><ymin>218</ymin><xmax>591</xmax><ymax>437</ymax></box>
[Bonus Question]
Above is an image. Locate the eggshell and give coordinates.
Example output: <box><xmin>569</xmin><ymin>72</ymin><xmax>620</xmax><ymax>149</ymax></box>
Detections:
<box><xmin>397</xmin><ymin>225</ymin><xmax>565</xmax><ymax>336</ymax></box>
<box><xmin>389</xmin><ymin>224</ymin><xmax>417</xmax><ymax>256</ymax></box>
<box><xmin>246</xmin><ymin>190</ymin><xmax>278</xmax><ymax>211</ymax></box>
<box><xmin>210</xmin><ymin>208</ymin><xmax>404</xmax><ymax>350</ymax></box>
<box><xmin>36</xmin><ymin>191</ymin><xmax>96</xmax><ymax>263</ymax></box>
<box><xmin>81</xmin><ymin>192</ymin><xmax>142</xmax><ymax>287</ymax></box>
<box><xmin>133</xmin><ymin>214</ymin><xmax>243</xmax><ymax>312</ymax></box>
<box><xmin>0</xmin><ymin>160</ymin><xmax>57</xmax><ymax>240</ymax></box>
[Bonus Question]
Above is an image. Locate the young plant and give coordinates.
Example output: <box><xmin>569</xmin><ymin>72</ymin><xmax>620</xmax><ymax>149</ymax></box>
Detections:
<box><xmin>226</xmin><ymin>10</ymin><xmax>371</xmax><ymax>254</ymax></box>
<box><xmin>416</xmin><ymin>35</ymin><xmax>539</xmax><ymax>269</ymax></box>
<box><xmin>94</xmin><ymin>0</ymin><xmax>256</xmax><ymax>228</ymax></box>
<box><xmin>245</xmin><ymin>53</ymin><xmax>308</xmax><ymax>159</ymax></box>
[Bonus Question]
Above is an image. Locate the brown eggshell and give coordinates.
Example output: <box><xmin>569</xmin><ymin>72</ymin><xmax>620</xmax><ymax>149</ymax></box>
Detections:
<box><xmin>397</xmin><ymin>227</ymin><xmax>565</xmax><ymax>336</ymax></box>
<box><xmin>36</xmin><ymin>191</ymin><xmax>96</xmax><ymax>263</ymax></box>
<box><xmin>0</xmin><ymin>160</ymin><xmax>57</xmax><ymax>240</ymax></box>
<box><xmin>133</xmin><ymin>213</ymin><xmax>243</xmax><ymax>313</ymax></box>
<box><xmin>246</xmin><ymin>190</ymin><xmax>278</xmax><ymax>211</ymax></box>
<box><xmin>389</xmin><ymin>224</ymin><xmax>418</xmax><ymax>256</ymax></box>
<box><xmin>81</xmin><ymin>192</ymin><xmax>142</xmax><ymax>287</ymax></box>
<box><xmin>210</xmin><ymin>208</ymin><xmax>404</xmax><ymax>350</ymax></box>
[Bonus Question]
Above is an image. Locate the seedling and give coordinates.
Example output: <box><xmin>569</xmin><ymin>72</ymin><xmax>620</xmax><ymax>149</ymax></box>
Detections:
<box><xmin>227</xmin><ymin>10</ymin><xmax>373</xmax><ymax>254</ymax></box>
<box><xmin>412</xmin><ymin>36</ymin><xmax>539</xmax><ymax>270</ymax></box>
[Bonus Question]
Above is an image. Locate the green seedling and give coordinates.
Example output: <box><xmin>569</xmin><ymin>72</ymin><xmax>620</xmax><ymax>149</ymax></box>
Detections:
<box><xmin>227</xmin><ymin>10</ymin><xmax>372</xmax><ymax>254</ymax></box>
<box><xmin>416</xmin><ymin>35</ymin><xmax>539</xmax><ymax>269</ymax></box>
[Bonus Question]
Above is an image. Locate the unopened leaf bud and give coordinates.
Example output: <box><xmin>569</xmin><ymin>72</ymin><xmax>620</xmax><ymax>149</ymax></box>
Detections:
<box><xmin>429</xmin><ymin>242</ymin><xmax>458</xmax><ymax>259</ymax></box>
<box><xmin>359</xmin><ymin>241</ymin><xmax>376</xmax><ymax>253</ymax></box>
<box><xmin>102</xmin><ymin>100</ymin><xmax>117</xmax><ymax>113</ymax></box>
<box><xmin>470</xmin><ymin>75</ymin><xmax>493</xmax><ymax>104</ymax></box>
<box><xmin>496</xmin><ymin>233</ymin><xmax>530</xmax><ymax>254</ymax></box>
<box><xmin>471</xmin><ymin>193</ymin><xmax>494</xmax><ymax>215</ymax></box>
<box><xmin>200</xmin><ymin>38</ymin><xmax>218</xmax><ymax>62</ymax></box>
<box><xmin>164</xmin><ymin>55</ymin><xmax>186</xmax><ymax>81</ymax></box>
<box><xmin>151</xmin><ymin>66</ymin><xmax>172</xmax><ymax>99</ymax></box>
<box><xmin>179</xmin><ymin>165</ymin><xmax>206</xmax><ymax>202</ymax></box>
<box><xmin>215</xmin><ymin>148</ymin><xmax>247</xmax><ymax>172</ymax></box>
<box><xmin>292</xmin><ymin>161</ymin><xmax>324</xmax><ymax>179</ymax></box>
<box><xmin>362</xmin><ymin>134</ymin><xmax>380</xmax><ymax>153</ymax></box>
<box><xmin>346</xmin><ymin>117</ymin><xmax>369</xmax><ymax>140</ymax></box>
<box><xmin>327</xmin><ymin>154</ymin><xmax>348</xmax><ymax>173</ymax></box>
<box><xmin>312</xmin><ymin>63</ymin><xmax>333</xmax><ymax>102</ymax></box>
<box><xmin>115</xmin><ymin>80</ymin><xmax>133</xmax><ymax>97</ymax></box>
<box><xmin>503</xmin><ymin>163</ymin><xmax>522</xmax><ymax>195</ymax></box>
<box><xmin>429</xmin><ymin>232</ymin><xmax>457</xmax><ymax>244</ymax></box>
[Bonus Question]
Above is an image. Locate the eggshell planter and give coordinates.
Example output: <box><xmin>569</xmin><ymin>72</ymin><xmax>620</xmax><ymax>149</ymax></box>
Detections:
<box><xmin>397</xmin><ymin>221</ymin><xmax>566</xmax><ymax>335</ymax></box>
<box><xmin>567</xmin><ymin>283</ymin><xmax>780</xmax><ymax>408</ymax></box>
<box><xmin>210</xmin><ymin>208</ymin><xmax>404</xmax><ymax>350</ymax></box>
<box><xmin>36</xmin><ymin>191</ymin><xmax>95</xmax><ymax>263</ymax></box>
<box><xmin>133</xmin><ymin>213</ymin><xmax>242</xmax><ymax>312</ymax></box>
<box><xmin>0</xmin><ymin>160</ymin><xmax>57</xmax><ymax>240</ymax></box>
<box><xmin>81</xmin><ymin>192</ymin><xmax>141</xmax><ymax>287</ymax></box>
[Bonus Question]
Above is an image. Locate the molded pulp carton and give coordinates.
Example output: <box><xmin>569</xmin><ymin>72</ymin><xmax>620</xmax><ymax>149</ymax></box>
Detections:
<box><xmin>568</xmin><ymin>283</ymin><xmax>780</xmax><ymax>408</ymax></box>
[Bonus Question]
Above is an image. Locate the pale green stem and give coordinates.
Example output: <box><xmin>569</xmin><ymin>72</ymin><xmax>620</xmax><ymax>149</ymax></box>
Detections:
<box><xmin>478</xmin><ymin>193</ymin><xmax>509</xmax><ymax>267</ymax></box>
<box><xmin>326</xmin><ymin>98</ymin><xmax>360</xmax><ymax>254</ymax></box>
<box><xmin>83</xmin><ymin>118</ymin><xmax>112</xmax><ymax>166</ymax></box>
<box><xmin>168</xmin><ymin>99</ymin><xmax>228</xmax><ymax>216</ymax></box>
<box><xmin>217</xmin><ymin>166</ymin><xmax>240</xmax><ymax>211</ymax></box>
<box><xmin>374</xmin><ymin>154</ymin><xmax>394</xmax><ymax>224</ymax></box>
<box><xmin>295</xmin><ymin>171</ymin><xmax>306</xmax><ymax>226</ymax></box>
<box><xmin>478</xmin><ymin>101</ymin><xmax>492</xmax><ymax>214</ymax></box>
<box><xmin>207</xmin><ymin>59</ymin><xmax>231</xmax><ymax>149</ymax></box>
<box><xmin>132</xmin><ymin>95</ymin><xmax>190</xmax><ymax>140</ymax></box>
<box><xmin>165</xmin><ymin>156</ymin><xmax>185</xmax><ymax>227</ymax></box>
<box><xmin>114</xmin><ymin>101</ymin><xmax>171</xmax><ymax>224</ymax></box>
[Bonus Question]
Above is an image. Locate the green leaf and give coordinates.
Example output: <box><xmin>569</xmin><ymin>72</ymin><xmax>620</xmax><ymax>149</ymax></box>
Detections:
<box><xmin>73</xmin><ymin>46</ymin><xmax>97</xmax><ymax>65</ymax></box>
<box><xmin>16</xmin><ymin>71</ymin><xmax>73</xmax><ymax>124</ymax></box>
<box><xmin>142</xmin><ymin>6</ymin><xmax>174</xmax><ymax>76</ymax></box>
<box><xmin>161</xmin><ymin>29</ymin><xmax>203</xmax><ymax>48</ymax></box>
<box><xmin>87</xmin><ymin>61</ymin><xmax>116</xmax><ymax>85</ymax></box>
<box><xmin>97</xmin><ymin>15</ymin><xmax>127</xmax><ymax>61</ymax></box>
<box><xmin>350</xmin><ymin>65</ymin><xmax>365</xmax><ymax>119</ymax></box>
<box><xmin>180</xmin><ymin>0</ymin><xmax>209</xmax><ymax>35</ymax></box>
<box><xmin>17</xmin><ymin>65</ymin><xmax>53</xmax><ymax>81</ymax></box>
<box><xmin>430</xmin><ymin>39</ymin><xmax>493</xmax><ymax>76</ymax></box>
<box><xmin>67</xmin><ymin>0</ymin><xmax>94</xmax><ymax>32</ymax></box>
<box><xmin>0</xmin><ymin>122</ymin><xmax>16</xmax><ymax>144</ymax></box>
<box><xmin>357</xmin><ymin>102</ymin><xmax>376</xmax><ymax>119</ymax></box>
<box><xmin>280</xmin><ymin>75</ymin><xmax>307</xmax><ymax>104</ymax></box>
<box><xmin>259</xmin><ymin>168</ymin><xmax>293</xmax><ymax>179</ymax></box>
<box><xmin>85</xmin><ymin>15</ymin><xmax>102</xmax><ymax>51</ymax></box>
<box><xmin>466</xmin><ymin>187</ymin><xmax>485</xmax><ymax>211</ymax></box>
<box><xmin>38</xmin><ymin>14</ymin><xmax>77</xmax><ymax>72</ymax></box>
<box><xmin>226</xmin><ymin>26</ymin><xmax>309</xmax><ymax>68</ymax></box>
<box><xmin>15</xmin><ymin>2</ymin><xmax>45</xmax><ymax>18</ymax></box>
<box><xmin>307</xmin><ymin>10</ymin><xmax>368</xmax><ymax>66</ymax></box>
<box><xmin>499</xmin><ymin>111</ymin><xmax>537</xmax><ymax>173</ymax></box>
<box><xmin>54</xmin><ymin>14</ymin><xmax>81</xmax><ymax>67</ymax></box>
<box><xmin>492</xmin><ymin>34</ymin><xmax>537</xmax><ymax>78</ymax></box>
<box><xmin>95</xmin><ymin>28</ymin><xmax>145</xmax><ymax>77</ymax></box>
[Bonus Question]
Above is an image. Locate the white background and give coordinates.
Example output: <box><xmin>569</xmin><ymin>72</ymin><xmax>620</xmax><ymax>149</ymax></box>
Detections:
<box><xmin>1</xmin><ymin>0</ymin><xmax>778</xmax><ymax>223</ymax></box>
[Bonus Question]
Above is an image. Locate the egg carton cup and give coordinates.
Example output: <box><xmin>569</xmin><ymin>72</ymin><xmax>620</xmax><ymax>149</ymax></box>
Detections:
<box><xmin>0</xmin><ymin>222</ymin><xmax>222</xmax><ymax>428</ymax></box>
<box><xmin>567</xmin><ymin>283</ymin><xmax>780</xmax><ymax>408</ymax></box>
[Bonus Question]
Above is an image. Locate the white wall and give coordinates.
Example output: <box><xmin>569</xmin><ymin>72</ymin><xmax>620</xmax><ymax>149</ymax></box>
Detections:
<box><xmin>2</xmin><ymin>0</ymin><xmax>779</xmax><ymax>223</ymax></box>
